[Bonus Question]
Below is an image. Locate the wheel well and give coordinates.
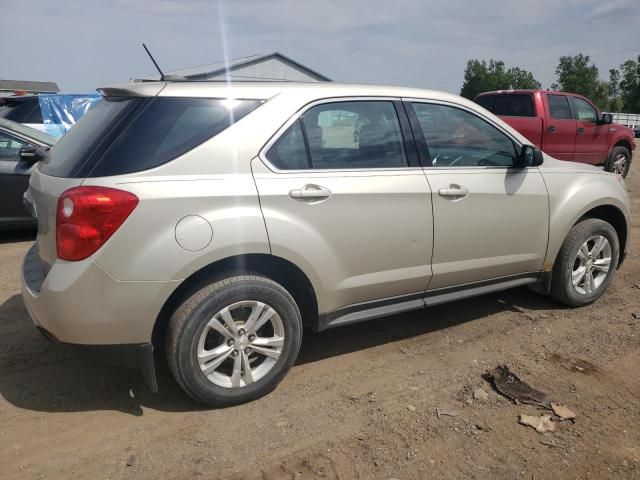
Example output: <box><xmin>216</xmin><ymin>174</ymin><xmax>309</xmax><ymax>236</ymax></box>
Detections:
<box><xmin>614</xmin><ymin>140</ymin><xmax>632</xmax><ymax>154</ymax></box>
<box><xmin>152</xmin><ymin>254</ymin><xmax>318</xmax><ymax>349</ymax></box>
<box><xmin>578</xmin><ymin>205</ymin><xmax>627</xmax><ymax>265</ymax></box>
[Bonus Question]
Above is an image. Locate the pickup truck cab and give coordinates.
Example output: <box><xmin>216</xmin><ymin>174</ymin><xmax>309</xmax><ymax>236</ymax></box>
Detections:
<box><xmin>475</xmin><ymin>90</ymin><xmax>636</xmax><ymax>177</ymax></box>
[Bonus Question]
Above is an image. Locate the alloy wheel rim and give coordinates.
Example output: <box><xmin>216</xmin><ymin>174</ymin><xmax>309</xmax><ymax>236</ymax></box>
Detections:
<box><xmin>571</xmin><ymin>235</ymin><xmax>611</xmax><ymax>295</ymax></box>
<box><xmin>197</xmin><ymin>300</ymin><xmax>285</xmax><ymax>388</ymax></box>
<box><xmin>612</xmin><ymin>153</ymin><xmax>627</xmax><ymax>176</ymax></box>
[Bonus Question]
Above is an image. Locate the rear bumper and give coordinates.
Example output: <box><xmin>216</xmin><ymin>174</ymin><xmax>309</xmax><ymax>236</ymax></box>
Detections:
<box><xmin>37</xmin><ymin>327</ymin><xmax>158</xmax><ymax>391</ymax></box>
<box><xmin>21</xmin><ymin>244</ymin><xmax>178</xmax><ymax>390</ymax></box>
<box><xmin>21</xmin><ymin>244</ymin><xmax>177</xmax><ymax>344</ymax></box>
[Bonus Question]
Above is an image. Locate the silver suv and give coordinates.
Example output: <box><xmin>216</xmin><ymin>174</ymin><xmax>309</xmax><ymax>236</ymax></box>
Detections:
<box><xmin>22</xmin><ymin>82</ymin><xmax>631</xmax><ymax>406</ymax></box>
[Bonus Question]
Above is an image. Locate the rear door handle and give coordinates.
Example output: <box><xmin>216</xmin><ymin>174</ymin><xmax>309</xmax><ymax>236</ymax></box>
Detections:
<box><xmin>289</xmin><ymin>184</ymin><xmax>332</xmax><ymax>201</ymax></box>
<box><xmin>548</xmin><ymin>126</ymin><xmax>556</xmax><ymax>133</ymax></box>
<box><xmin>438</xmin><ymin>184</ymin><xmax>469</xmax><ymax>197</ymax></box>
<box><xmin>577</xmin><ymin>127</ymin><xmax>585</xmax><ymax>134</ymax></box>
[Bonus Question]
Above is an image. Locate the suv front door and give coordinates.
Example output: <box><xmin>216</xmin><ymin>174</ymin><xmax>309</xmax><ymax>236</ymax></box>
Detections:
<box><xmin>253</xmin><ymin>99</ymin><xmax>433</xmax><ymax>315</ymax></box>
<box><xmin>407</xmin><ymin>100</ymin><xmax>549</xmax><ymax>290</ymax></box>
<box><xmin>0</xmin><ymin>131</ymin><xmax>34</xmax><ymax>224</ymax></box>
<box><xmin>571</xmin><ymin>96</ymin><xmax>609</xmax><ymax>165</ymax></box>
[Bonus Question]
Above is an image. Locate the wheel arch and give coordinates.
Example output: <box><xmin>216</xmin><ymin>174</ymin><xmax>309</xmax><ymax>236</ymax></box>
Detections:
<box><xmin>612</xmin><ymin>139</ymin><xmax>632</xmax><ymax>153</ymax></box>
<box><xmin>152</xmin><ymin>254</ymin><xmax>319</xmax><ymax>349</ymax></box>
<box><xmin>577</xmin><ymin>204</ymin><xmax>628</xmax><ymax>267</ymax></box>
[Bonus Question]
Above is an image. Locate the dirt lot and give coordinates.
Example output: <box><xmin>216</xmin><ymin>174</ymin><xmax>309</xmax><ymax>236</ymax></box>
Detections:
<box><xmin>1</xmin><ymin>157</ymin><xmax>639</xmax><ymax>480</ymax></box>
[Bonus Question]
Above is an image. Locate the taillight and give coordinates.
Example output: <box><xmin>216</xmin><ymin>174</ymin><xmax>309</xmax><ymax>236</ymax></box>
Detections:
<box><xmin>56</xmin><ymin>186</ymin><xmax>138</xmax><ymax>261</ymax></box>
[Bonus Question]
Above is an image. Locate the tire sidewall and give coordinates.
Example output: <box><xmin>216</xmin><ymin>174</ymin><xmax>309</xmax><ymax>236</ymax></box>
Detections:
<box><xmin>607</xmin><ymin>147</ymin><xmax>631</xmax><ymax>178</ymax></box>
<box><xmin>560</xmin><ymin>221</ymin><xmax>619</xmax><ymax>306</ymax></box>
<box><xmin>176</xmin><ymin>280</ymin><xmax>302</xmax><ymax>406</ymax></box>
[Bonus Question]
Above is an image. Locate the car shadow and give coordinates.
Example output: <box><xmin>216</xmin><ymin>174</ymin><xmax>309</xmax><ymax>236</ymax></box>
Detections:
<box><xmin>0</xmin><ymin>229</ymin><xmax>36</xmax><ymax>244</ymax></box>
<box><xmin>0</xmin><ymin>287</ymin><xmax>560</xmax><ymax>415</ymax></box>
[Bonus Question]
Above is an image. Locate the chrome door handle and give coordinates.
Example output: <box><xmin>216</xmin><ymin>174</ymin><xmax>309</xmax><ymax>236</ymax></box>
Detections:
<box><xmin>289</xmin><ymin>184</ymin><xmax>332</xmax><ymax>201</ymax></box>
<box><xmin>438</xmin><ymin>185</ymin><xmax>469</xmax><ymax>197</ymax></box>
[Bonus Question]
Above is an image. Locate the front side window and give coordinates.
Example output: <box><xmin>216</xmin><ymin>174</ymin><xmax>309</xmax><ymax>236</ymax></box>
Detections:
<box><xmin>266</xmin><ymin>101</ymin><xmax>408</xmax><ymax>170</ymax></box>
<box><xmin>0</xmin><ymin>132</ymin><xmax>27</xmax><ymax>161</ymax></box>
<box><xmin>412</xmin><ymin>103</ymin><xmax>517</xmax><ymax>167</ymax></box>
<box><xmin>570</xmin><ymin>97</ymin><xmax>597</xmax><ymax>122</ymax></box>
<box><xmin>547</xmin><ymin>94</ymin><xmax>572</xmax><ymax>120</ymax></box>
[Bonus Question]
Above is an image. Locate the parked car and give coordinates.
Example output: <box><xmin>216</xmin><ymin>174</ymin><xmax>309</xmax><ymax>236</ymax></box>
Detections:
<box><xmin>0</xmin><ymin>93</ymin><xmax>100</xmax><ymax>138</ymax></box>
<box><xmin>474</xmin><ymin>90</ymin><xmax>636</xmax><ymax>177</ymax></box>
<box><xmin>0</xmin><ymin>118</ymin><xmax>56</xmax><ymax>229</ymax></box>
<box><xmin>22</xmin><ymin>82</ymin><xmax>630</xmax><ymax>406</ymax></box>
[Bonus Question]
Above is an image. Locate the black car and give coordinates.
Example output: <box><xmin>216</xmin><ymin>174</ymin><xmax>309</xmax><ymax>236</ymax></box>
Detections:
<box><xmin>0</xmin><ymin>118</ymin><xmax>56</xmax><ymax>229</ymax></box>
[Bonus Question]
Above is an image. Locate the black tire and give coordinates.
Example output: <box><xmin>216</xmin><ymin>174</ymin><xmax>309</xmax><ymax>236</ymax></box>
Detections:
<box><xmin>166</xmin><ymin>275</ymin><xmax>302</xmax><ymax>407</ymax></box>
<box><xmin>550</xmin><ymin>219</ymin><xmax>619</xmax><ymax>307</ymax></box>
<box><xmin>605</xmin><ymin>146</ymin><xmax>631</xmax><ymax>178</ymax></box>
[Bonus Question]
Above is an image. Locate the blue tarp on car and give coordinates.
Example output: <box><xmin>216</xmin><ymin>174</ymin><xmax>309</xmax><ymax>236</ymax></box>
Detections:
<box><xmin>36</xmin><ymin>94</ymin><xmax>101</xmax><ymax>138</ymax></box>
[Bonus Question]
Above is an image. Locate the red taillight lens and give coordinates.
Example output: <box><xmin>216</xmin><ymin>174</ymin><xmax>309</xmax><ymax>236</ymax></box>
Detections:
<box><xmin>56</xmin><ymin>186</ymin><xmax>138</xmax><ymax>261</ymax></box>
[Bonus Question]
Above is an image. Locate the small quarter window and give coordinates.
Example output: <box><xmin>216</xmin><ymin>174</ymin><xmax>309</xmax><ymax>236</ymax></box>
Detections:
<box><xmin>266</xmin><ymin>120</ymin><xmax>310</xmax><ymax>170</ymax></box>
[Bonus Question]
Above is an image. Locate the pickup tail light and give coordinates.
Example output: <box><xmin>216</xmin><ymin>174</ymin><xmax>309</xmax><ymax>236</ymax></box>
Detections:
<box><xmin>56</xmin><ymin>186</ymin><xmax>138</xmax><ymax>261</ymax></box>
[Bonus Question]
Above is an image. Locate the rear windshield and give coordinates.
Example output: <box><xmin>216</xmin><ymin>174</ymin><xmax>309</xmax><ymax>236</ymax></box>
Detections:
<box><xmin>0</xmin><ymin>96</ymin><xmax>43</xmax><ymax>123</ymax></box>
<box><xmin>474</xmin><ymin>94</ymin><xmax>534</xmax><ymax>117</ymax></box>
<box><xmin>40</xmin><ymin>97</ymin><xmax>262</xmax><ymax>178</ymax></box>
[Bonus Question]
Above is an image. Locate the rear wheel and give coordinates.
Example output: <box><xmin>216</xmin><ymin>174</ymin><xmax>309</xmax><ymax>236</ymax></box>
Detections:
<box><xmin>550</xmin><ymin>219</ymin><xmax>619</xmax><ymax>307</ymax></box>
<box><xmin>166</xmin><ymin>275</ymin><xmax>303</xmax><ymax>407</ymax></box>
<box><xmin>605</xmin><ymin>146</ymin><xmax>631</xmax><ymax>178</ymax></box>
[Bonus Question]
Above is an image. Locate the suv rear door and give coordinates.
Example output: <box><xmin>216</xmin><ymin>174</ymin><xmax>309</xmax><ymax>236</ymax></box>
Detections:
<box><xmin>253</xmin><ymin>99</ymin><xmax>433</xmax><ymax>315</ymax></box>
<box><xmin>542</xmin><ymin>93</ymin><xmax>577</xmax><ymax>160</ymax></box>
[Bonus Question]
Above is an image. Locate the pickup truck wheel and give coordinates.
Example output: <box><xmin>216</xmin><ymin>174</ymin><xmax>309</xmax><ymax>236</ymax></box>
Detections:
<box><xmin>550</xmin><ymin>219</ymin><xmax>619</xmax><ymax>307</ymax></box>
<box><xmin>166</xmin><ymin>275</ymin><xmax>303</xmax><ymax>407</ymax></box>
<box><xmin>606</xmin><ymin>146</ymin><xmax>631</xmax><ymax>178</ymax></box>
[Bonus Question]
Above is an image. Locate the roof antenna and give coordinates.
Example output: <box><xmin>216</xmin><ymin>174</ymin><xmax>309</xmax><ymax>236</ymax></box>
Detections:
<box><xmin>142</xmin><ymin>43</ymin><xmax>165</xmax><ymax>81</ymax></box>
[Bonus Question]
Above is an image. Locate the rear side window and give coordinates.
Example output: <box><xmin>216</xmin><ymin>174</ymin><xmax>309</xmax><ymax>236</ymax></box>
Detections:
<box><xmin>266</xmin><ymin>101</ymin><xmax>407</xmax><ymax>170</ymax></box>
<box><xmin>475</xmin><ymin>95</ymin><xmax>534</xmax><ymax>117</ymax></box>
<box><xmin>546</xmin><ymin>95</ymin><xmax>572</xmax><ymax>120</ymax></box>
<box><xmin>41</xmin><ymin>97</ymin><xmax>261</xmax><ymax>178</ymax></box>
<box><xmin>475</xmin><ymin>95</ymin><xmax>495</xmax><ymax>111</ymax></box>
<box><xmin>493</xmin><ymin>95</ymin><xmax>534</xmax><ymax>117</ymax></box>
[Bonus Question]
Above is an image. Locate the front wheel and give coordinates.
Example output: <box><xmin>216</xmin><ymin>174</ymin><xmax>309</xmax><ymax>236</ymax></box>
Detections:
<box><xmin>606</xmin><ymin>146</ymin><xmax>631</xmax><ymax>178</ymax></box>
<box><xmin>166</xmin><ymin>275</ymin><xmax>303</xmax><ymax>407</ymax></box>
<box><xmin>550</xmin><ymin>219</ymin><xmax>619</xmax><ymax>307</ymax></box>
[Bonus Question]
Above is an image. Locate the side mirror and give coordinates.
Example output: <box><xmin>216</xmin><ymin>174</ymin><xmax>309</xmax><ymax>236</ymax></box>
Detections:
<box><xmin>600</xmin><ymin>113</ymin><xmax>613</xmax><ymax>125</ymax></box>
<box><xmin>516</xmin><ymin>144</ymin><xmax>543</xmax><ymax>168</ymax></box>
<box><xmin>19</xmin><ymin>145</ymin><xmax>47</xmax><ymax>163</ymax></box>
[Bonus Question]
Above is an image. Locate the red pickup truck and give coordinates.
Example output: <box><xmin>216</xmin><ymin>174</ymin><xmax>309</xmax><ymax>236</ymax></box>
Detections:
<box><xmin>475</xmin><ymin>90</ymin><xmax>636</xmax><ymax>177</ymax></box>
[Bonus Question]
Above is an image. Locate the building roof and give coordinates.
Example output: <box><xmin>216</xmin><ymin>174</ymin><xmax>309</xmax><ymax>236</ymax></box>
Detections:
<box><xmin>0</xmin><ymin>79</ymin><xmax>60</xmax><ymax>92</ymax></box>
<box><xmin>137</xmin><ymin>52</ymin><xmax>331</xmax><ymax>82</ymax></box>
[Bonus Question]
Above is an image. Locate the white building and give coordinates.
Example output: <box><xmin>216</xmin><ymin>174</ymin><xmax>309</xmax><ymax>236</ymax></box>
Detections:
<box><xmin>133</xmin><ymin>52</ymin><xmax>330</xmax><ymax>83</ymax></box>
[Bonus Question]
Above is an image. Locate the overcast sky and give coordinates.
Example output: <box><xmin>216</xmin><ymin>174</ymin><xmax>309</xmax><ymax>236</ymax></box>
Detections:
<box><xmin>1</xmin><ymin>0</ymin><xmax>639</xmax><ymax>94</ymax></box>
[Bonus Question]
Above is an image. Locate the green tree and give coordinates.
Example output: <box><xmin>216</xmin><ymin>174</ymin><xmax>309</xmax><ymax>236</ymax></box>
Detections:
<box><xmin>608</xmin><ymin>68</ymin><xmax>624</xmax><ymax>111</ymax></box>
<box><xmin>460</xmin><ymin>59</ymin><xmax>541</xmax><ymax>99</ymax></box>
<box><xmin>619</xmin><ymin>55</ymin><xmax>640</xmax><ymax>113</ymax></box>
<box><xmin>553</xmin><ymin>54</ymin><xmax>609</xmax><ymax>109</ymax></box>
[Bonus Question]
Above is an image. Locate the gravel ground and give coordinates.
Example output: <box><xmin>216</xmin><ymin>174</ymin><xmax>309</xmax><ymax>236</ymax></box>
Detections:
<box><xmin>1</xmin><ymin>155</ymin><xmax>639</xmax><ymax>480</ymax></box>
